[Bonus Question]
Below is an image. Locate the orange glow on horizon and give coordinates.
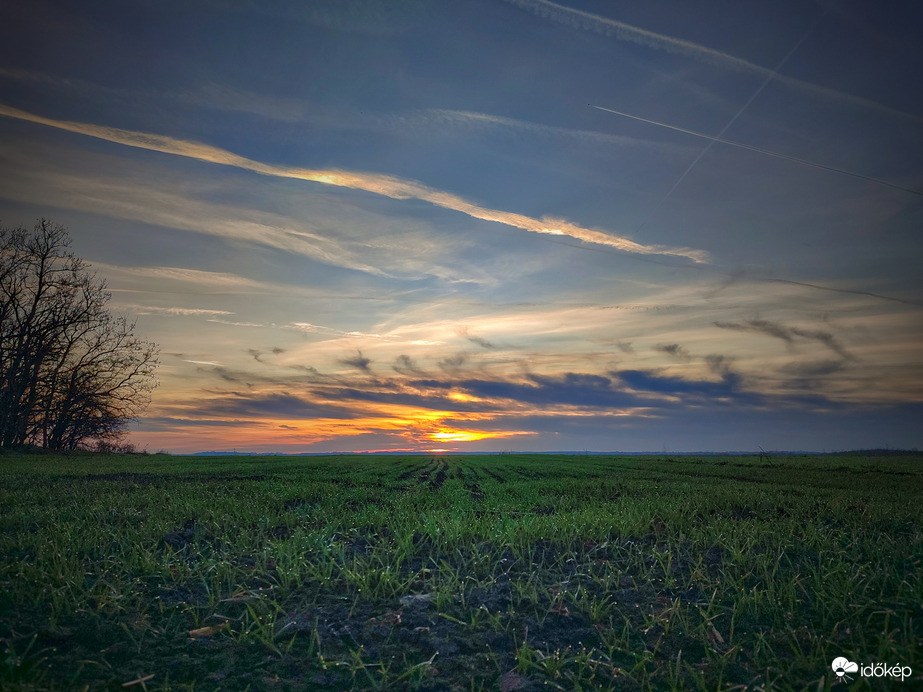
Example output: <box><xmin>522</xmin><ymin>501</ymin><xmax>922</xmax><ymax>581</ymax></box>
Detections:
<box><xmin>430</xmin><ymin>430</ymin><xmax>488</xmax><ymax>442</ymax></box>
<box><xmin>136</xmin><ymin>398</ymin><xmax>540</xmax><ymax>453</ymax></box>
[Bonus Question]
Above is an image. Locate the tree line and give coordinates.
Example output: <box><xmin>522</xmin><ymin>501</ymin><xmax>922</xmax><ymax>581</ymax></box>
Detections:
<box><xmin>0</xmin><ymin>220</ymin><xmax>158</xmax><ymax>451</ymax></box>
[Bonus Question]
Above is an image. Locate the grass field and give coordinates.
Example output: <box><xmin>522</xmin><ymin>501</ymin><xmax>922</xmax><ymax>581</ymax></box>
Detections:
<box><xmin>1</xmin><ymin>452</ymin><xmax>920</xmax><ymax>691</ymax></box>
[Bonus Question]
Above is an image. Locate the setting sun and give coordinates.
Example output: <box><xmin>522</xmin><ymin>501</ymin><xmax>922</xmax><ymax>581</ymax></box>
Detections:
<box><xmin>429</xmin><ymin>430</ymin><xmax>490</xmax><ymax>442</ymax></box>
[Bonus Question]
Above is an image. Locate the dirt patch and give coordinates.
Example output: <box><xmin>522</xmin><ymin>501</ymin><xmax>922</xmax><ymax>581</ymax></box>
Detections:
<box><xmin>466</xmin><ymin>575</ymin><xmax>512</xmax><ymax>612</ymax></box>
<box><xmin>154</xmin><ymin>584</ymin><xmax>210</xmax><ymax>606</ymax></box>
<box><xmin>465</xmin><ymin>481</ymin><xmax>485</xmax><ymax>502</ymax></box>
<box><xmin>161</xmin><ymin>519</ymin><xmax>199</xmax><ymax>550</ymax></box>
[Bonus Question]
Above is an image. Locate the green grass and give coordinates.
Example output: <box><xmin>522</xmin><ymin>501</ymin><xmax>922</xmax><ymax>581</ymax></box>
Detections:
<box><xmin>1</xmin><ymin>452</ymin><xmax>920</xmax><ymax>690</ymax></box>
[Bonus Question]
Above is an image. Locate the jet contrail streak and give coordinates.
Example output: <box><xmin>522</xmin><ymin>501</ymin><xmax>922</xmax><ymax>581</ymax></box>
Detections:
<box><xmin>506</xmin><ymin>0</ymin><xmax>921</xmax><ymax>124</ymax></box>
<box><xmin>592</xmin><ymin>105</ymin><xmax>922</xmax><ymax>197</ymax></box>
<box><xmin>759</xmin><ymin>278</ymin><xmax>923</xmax><ymax>307</ymax></box>
<box><xmin>629</xmin><ymin>6</ymin><xmax>832</xmax><ymax>232</ymax></box>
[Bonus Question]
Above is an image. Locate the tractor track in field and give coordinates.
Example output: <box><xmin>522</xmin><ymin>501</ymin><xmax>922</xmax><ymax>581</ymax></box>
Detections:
<box><xmin>410</xmin><ymin>459</ymin><xmax>437</xmax><ymax>486</ymax></box>
<box><xmin>429</xmin><ymin>461</ymin><xmax>448</xmax><ymax>490</ymax></box>
<box><xmin>484</xmin><ymin>468</ymin><xmax>506</xmax><ymax>483</ymax></box>
<box><xmin>396</xmin><ymin>466</ymin><xmax>420</xmax><ymax>482</ymax></box>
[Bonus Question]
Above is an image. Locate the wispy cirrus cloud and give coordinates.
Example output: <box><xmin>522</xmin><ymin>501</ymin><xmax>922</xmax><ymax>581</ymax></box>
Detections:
<box><xmin>92</xmin><ymin>262</ymin><xmax>275</xmax><ymax>292</ymax></box>
<box><xmin>207</xmin><ymin>319</ymin><xmax>265</xmax><ymax>327</ymax></box>
<box><xmin>93</xmin><ymin>262</ymin><xmax>393</xmax><ymax>308</ymax></box>
<box><xmin>0</xmin><ymin>103</ymin><xmax>708</xmax><ymax>263</ymax></box>
<box><xmin>116</xmin><ymin>304</ymin><xmax>233</xmax><ymax>317</ymax></box>
<box><xmin>503</xmin><ymin>0</ymin><xmax>920</xmax><ymax>122</ymax></box>
<box><xmin>0</xmin><ymin>68</ymin><xmax>309</xmax><ymax>123</ymax></box>
<box><xmin>0</xmin><ymin>152</ymin><xmax>393</xmax><ymax>278</ymax></box>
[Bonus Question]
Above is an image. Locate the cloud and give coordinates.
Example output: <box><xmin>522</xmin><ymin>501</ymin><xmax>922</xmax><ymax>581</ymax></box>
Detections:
<box><xmin>395</xmin><ymin>108</ymin><xmax>692</xmax><ymax>152</ymax></box>
<box><xmin>393</xmin><ymin>354</ymin><xmax>426</xmax><ymax>376</ymax></box>
<box><xmin>91</xmin><ymin>262</ymin><xmax>277</xmax><ymax>292</ymax></box>
<box><xmin>504</xmin><ymin>0</ymin><xmax>920</xmax><ymax>122</ymax></box>
<box><xmin>117</xmin><ymin>304</ymin><xmax>233</xmax><ymax>317</ymax></box>
<box><xmin>0</xmin><ymin>103</ymin><xmax>708</xmax><ymax>263</ymax></box>
<box><xmin>617</xmin><ymin>369</ymin><xmax>745</xmax><ymax>400</ymax></box>
<box><xmin>780</xmin><ymin>359</ymin><xmax>847</xmax><ymax>378</ymax></box>
<box><xmin>187</xmin><ymin>392</ymin><xmax>360</xmax><ymax>420</ymax></box>
<box><xmin>715</xmin><ymin>319</ymin><xmax>793</xmax><ymax>344</ymax></box>
<box><xmin>788</xmin><ymin>328</ymin><xmax>852</xmax><ymax>360</ymax></box>
<box><xmin>467</xmin><ymin>335</ymin><xmax>497</xmax><ymax>349</ymax></box>
<box><xmin>247</xmin><ymin>349</ymin><xmax>264</xmax><ymax>363</ymax></box>
<box><xmin>308</xmin><ymin>384</ymin><xmax>495</xmax><ymax>414</ymax></box>
<box><xmin>288</xmin><ymin>323</ymin><xmax>386</xmax><ymax>340</ymax></box>
<box><xmin>704</xmin><ymin>354</ymin><xmax>734</xmax><ymax>376</ymax></box>
<box><xmin>592</xmin><ymin>105</ymin><xmax>923</xmax><ymax>198</ymax></box>
<box><xmin>505</xmin><ymin>0</ymin><xmax>760</xmax><ymax>70</ymax></box>
<box><xmin>340</xmin><ymin>350</ymin><xmax>372</xmax><ymax>373</ymax></box>
<box><xmin>207</xmin><ymin>319</ymin><xmax>265</xmax><ymax>327</ymax></box>
<box><xmin>209</xmin><ymin>367</ymin><xmax>246</xmax><ymax>384</ymax></box>
<box><xmin>457</xmin><ymin>326</ymin><xmax>498</xmax><ymax>350</ymax></box>
<box><xmin>0</xmin><ymin>67</ymin><xmax>309</xmax><ymax>123</ymax></box>
<box><xmin>139</xmin><ymin>416</ymin><xmax>261</xmax><ymax>430</ymax></box>
<box><xmin>458</xmin><ymin>372</ymin><xmax>643</xmax><ymax>409</ymax></box>
<box><xmin>714</xmin><ymin>319</ymin><xmax>853</xmax><ymax>359</ymax></box>
<box><xmin>655</xmin><ymin>343</ymin><xmax>691</xmax><ymax>361</ymax></box>
<box><xmin>180</xmin><ymin>81</ymin><xmax>308</xmax><ymax>122</ymax></box>
<box><xmin>439</xmin><ymin>354</ymin><xmax>467</xmax><ymax>372</ymax></box>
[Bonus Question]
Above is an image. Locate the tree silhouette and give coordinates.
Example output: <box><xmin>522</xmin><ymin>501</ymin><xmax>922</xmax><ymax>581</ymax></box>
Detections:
<box><xmin>0</xmin><ymin>220</ymin><xmax>158</xmax><ymax>451</ymax></box>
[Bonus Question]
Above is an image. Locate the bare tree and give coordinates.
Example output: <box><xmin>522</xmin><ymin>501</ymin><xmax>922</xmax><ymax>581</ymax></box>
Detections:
<box><xmin>0</xmin><ymin>220</ymin><xmax>158</xmax><ymax>451</ymax></box>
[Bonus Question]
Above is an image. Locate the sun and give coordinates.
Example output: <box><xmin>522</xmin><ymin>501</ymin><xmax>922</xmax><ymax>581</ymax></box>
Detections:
<box><xmin>429</xmin><ymin>430</ymin><xmax>488</xmax><ymax>442</ymax></box>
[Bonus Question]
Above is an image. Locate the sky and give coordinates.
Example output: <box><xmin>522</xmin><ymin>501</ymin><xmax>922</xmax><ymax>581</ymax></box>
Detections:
<box><xmin>1</xmin><ymin>0</ymin><xmax>921</xmax><ymax>454</ymax></box>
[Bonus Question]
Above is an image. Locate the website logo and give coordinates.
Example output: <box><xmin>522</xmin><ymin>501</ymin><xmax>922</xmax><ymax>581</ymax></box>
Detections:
<box><xmin>831</xmin><ymin>657</ymin><xmax>912</xmax><ymax>684</ymax></box>
<box><xmin>831</xmin><ymin>658</ymin><xmax>858</xmax><ymax>682</ymax></box>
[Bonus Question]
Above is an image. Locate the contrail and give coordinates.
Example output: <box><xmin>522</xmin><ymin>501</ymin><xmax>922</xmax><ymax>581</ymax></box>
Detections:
<box><xmin>0</xmin><ymin>102</ymin><xmax>708</xmax><ymax>263</ymax></box>
<box><xmin>592</xmin><ymin>105</ymin><xmax>923</xmax><ymax>196</ymax></box>
<box><xmin>630</xmin><ymin>6</ymin><xmax>832</xmax><ymax>231</ymax></box>
<box><xmin>758</xmin><ymin>278</ymin><xmax>923</xmax><ymax>307</ymax></box>
<box><xmin>504</xmin><ymin>0</ymin><xmax>921</xmax><ymax>123</ymax></box>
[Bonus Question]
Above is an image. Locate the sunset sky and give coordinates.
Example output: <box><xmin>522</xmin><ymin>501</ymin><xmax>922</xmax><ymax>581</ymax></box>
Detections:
<box><xmin>1</xmin><ymin>0</ymin><xmax>921</xmax><ymax>453</ymax></box>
